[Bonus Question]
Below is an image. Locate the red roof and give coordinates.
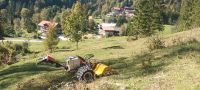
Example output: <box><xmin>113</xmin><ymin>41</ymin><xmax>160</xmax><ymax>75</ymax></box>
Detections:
<box><xmin>38</xmin><ymin>21</ymin><xmax>58</xmax><ymax>27</ymax></box>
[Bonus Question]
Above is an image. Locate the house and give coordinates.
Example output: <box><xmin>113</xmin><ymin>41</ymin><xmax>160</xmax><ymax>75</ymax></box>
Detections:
<box><xmin>38</xmin><ymin>20</ymin><xmax>62</xmax><ymax>39</ymax></box>
<box><xmin>107</xmin><ymin>6</ymin><xmax>134</xmax><ymax>18</ymax></box>
<box><xmin>98</xmin><ymin>23</ymin><xmax>121</xmax><ymax>37</ymax></box>
<box><xmin>113</xmin><ymin>7</ymin><xmax>123</xmax><ymax>12</ymax></box>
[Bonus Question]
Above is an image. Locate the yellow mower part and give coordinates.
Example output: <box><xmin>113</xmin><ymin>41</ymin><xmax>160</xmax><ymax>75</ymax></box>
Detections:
<box><xmin>93</xmin><ymin>63</ymin><xmax>111</xmax><ymax>76</ymax></box>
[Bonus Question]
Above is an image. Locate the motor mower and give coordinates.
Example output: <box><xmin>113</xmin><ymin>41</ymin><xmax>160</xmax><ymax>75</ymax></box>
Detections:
<box><xmin>37</xmin><ymin>54</ymin><xmax>115</xmax><ymax>83</ymax></box>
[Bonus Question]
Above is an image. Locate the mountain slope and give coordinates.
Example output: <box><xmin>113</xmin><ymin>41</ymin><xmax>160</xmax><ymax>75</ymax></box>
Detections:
<box><xmin>0</xmin><ymin>29</ymin><xmax>200</xmax><ymax>90</ymax></box>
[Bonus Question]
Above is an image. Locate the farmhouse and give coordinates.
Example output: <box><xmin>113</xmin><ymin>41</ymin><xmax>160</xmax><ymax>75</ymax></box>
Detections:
<box><xmin>38</xmin><ymin>20</ymin><xmax>62</xmax><ymax>39</ymax></box>
<box><xmin>98</xmin><ymin>23</ymin><xmax>121</xmax><ymax>37</ymax></box>
<box><xmin>107</xmin><ymin>6</ymin><xmax>134</xmax><ymax>17</ymax></box>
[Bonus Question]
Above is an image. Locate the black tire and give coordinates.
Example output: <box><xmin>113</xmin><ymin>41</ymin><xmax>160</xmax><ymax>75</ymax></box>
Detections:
<box><xmin>76</xmin><ymin>65</ymin><xmax>95</xmax><ymax>83</ymax></box>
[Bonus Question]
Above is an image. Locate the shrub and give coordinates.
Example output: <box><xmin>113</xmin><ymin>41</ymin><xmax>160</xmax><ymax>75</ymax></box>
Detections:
<box><xmin>0</xmin><ymin>41</ymin><xmax>30</xmax><ymax>65</ymax></box>
<box><xmin>22</xmin><ymin>41</ymin><xmax>30</xmax><ymax>54</ymax></box>
<box><xmin>44</xmin><ymin>24</ymin><xmax>59</xmax><ymax>52</ymax></box>
<box><xmin>0</xmin><ymin>41</ymin><xmax>16</xmax><ymax>64</ymax></box>
<box><xmin>147</xmin><ymin>35</ymin><xmax>165</xmax><ymax>51</ymax></box>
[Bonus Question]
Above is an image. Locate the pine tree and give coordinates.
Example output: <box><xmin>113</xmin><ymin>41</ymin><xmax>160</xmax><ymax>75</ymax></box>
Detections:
<box><xmin>62</xmin><ymin>1</ymin><xmax>88</xmax><ymax>50</ymax></box>
<box><xmin>44</xmin><ymin>24</ymin><xmax>59</xmax><ymax>52</ymax></box>
<box><xmin>128</xmin><ymin>0</ymin><xmax>163</xmax><ymax>37</ymax></box>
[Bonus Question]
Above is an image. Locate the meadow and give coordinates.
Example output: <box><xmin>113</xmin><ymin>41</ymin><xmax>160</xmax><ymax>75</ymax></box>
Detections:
<box><xmin>0</xmin><ymin>27</ymin><xmax>200</xmax><ymax>90</ymax></box>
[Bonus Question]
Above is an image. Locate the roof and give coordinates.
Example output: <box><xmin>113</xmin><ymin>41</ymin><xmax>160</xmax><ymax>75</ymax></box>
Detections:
<box><xmin>38</xmin><ymin>21</ymin><xmax>58</xmax><ymax>27</ymax></box>
<box><xmin>100</xmin><ymin>23</ymin><xmax>119</xmax><ymax>31</ymax></box>
<box><xmin>113</xmin><ymin>7</ymin><xmax>123</xmax><ymax>11</ymax></box>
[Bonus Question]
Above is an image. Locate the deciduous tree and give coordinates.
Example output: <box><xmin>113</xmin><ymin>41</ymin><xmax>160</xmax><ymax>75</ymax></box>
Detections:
<box><xmin>44</xmin><ymin>24</ymin><xmax>59</xmax><ymax>52</ymax></box>
<box><xmin>62</xmin><ymin>1</ymin><xmax>88</xmax><ymax>50</ymax></box>
<box><xmin>176</xmin><ymin>0</ymin><xmax>194</xmax><ymax>31</ymax></box>
<box><xmin>20</xmin><ymin>8</ymin><xmax>36</xmax><ymax>33</ymax></box>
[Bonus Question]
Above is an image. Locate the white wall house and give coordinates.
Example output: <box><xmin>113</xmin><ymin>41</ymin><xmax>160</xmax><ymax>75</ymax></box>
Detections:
<box><xmin>38</xmin><ymin>21</ymin><xmax>68</xmax><ymax>40</ymax></box>
<box><xmin>38</xmin><ymin>21</ymin><xmax>61</xmax><ymax>37</ymax></box>
<box><xmin>98</xmin><ymin>23</ymin><xmax>120</xmax><ymax>37</ymax></box>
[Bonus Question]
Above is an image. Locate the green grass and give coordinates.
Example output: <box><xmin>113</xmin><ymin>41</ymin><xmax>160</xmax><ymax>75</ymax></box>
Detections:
<box><xmin>94</xmin><ymin>18</ymin><xmax>103</xmax><ymax>24</ymax></box>
<box><xmin>158</xmin><ymin>25</ymin><xmax>175</xmax><ymax>35</ymax></box>
<box><xmin>0</xmin><ymin>29</ymin><xmax>200</xmax><ymax>90</ymax></box>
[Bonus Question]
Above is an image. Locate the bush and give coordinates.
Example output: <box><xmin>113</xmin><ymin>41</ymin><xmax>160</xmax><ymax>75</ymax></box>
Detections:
<box><xmin>44</xmin><ymin>25</ymin><xmax>59</xmax><ymax>52</ymax></box>
<box><xmin>147</xmin><ymin>35</ymin><xmax>165</xmax><ymax>51</ymax></box>
<box><xmin>0</xmin><ymin>41</ymin><xmax>16</xmax><ymax>64</ymax></box>
<box><xmin>0</xmin><ymin>41</ymin><xmax>30</xmax><ymax>65</ymax></box>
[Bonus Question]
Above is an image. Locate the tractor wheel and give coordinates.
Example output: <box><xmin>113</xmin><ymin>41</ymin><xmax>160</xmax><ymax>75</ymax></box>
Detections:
<box><xmin>76</xmin><ymin>65</ymin><xmax>95</xmax><ymax>83</ymax></box>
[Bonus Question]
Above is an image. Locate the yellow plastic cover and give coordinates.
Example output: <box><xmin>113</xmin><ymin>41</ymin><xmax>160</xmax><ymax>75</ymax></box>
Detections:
<box><xmin>94</xmin><ymin>63</ymin><xmax>108</xmax><ymax>76</ymax></box>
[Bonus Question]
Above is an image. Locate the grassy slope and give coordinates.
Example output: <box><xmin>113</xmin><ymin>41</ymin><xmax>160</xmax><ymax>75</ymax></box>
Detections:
<box><xmin>0</xmin><ymin>29</ymin><xmax>200</xmax><ymax>90</ymax></box>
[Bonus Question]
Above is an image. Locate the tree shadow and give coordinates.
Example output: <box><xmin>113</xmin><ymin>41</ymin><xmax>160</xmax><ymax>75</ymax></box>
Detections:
<box><xmin>103</xmin><ymin>45</ymin><xmax>124</xmax><ymax>49</ymax></box>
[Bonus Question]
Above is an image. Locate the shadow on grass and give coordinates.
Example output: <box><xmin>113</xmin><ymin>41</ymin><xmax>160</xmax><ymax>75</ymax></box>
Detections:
<box><xmin>17</xmin><ymin>71</ymin><xmax>72</xmax><ymax>90</ymax></box>
<box><xmin>103</xmin><ymin>45</ymin><xmax>124</xmax><ymax>49</ymax></box>
<box><xmin>103</xmin><ymin>41</ymin><xmax>200</xmax><ymax>80</ymax></box>
<box><xmin>0</xmin><ymin>63</ymin><xmax>57</xmax><ymax>76</ymax></box>
<box><xmin>54</xmin><ymin>49</ymin><xmax>74</xmax><ymax>52</ymax></box>
<box><xmin>0</xmin><ymin>62</ymin><xmax>59</xmax><ymax>89</ymax></box>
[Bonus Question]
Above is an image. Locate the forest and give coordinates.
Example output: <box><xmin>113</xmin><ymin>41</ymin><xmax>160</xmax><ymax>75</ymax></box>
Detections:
<box><xmin>0</xmin><ymin>0</ymin><xmax>181</xmax><ymax>38</ymax></box>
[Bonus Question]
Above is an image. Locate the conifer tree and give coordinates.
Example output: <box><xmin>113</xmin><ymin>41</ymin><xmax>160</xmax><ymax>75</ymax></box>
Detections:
<box><xmin>128</xmin><ymin>0</ymin><xmax>163</xmax><ymax>37</ymax></box>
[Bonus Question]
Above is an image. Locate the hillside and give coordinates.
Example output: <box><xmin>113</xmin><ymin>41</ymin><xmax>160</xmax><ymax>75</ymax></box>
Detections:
<box><xmin>0</xmin><ymin>29</ymin><xmax>200</xmax><ymax>90</ymax></box>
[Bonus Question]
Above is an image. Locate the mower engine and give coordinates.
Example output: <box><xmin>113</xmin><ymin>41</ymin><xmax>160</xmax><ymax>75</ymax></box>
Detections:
<box><xmin>65</xmin><ymin>56</ymin><xmax>86</xmax><ymax>71</ymax></box>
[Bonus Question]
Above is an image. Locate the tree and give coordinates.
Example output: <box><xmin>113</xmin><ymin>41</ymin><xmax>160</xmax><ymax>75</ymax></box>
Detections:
<box><xmin>44</xmin><ymin>24</ymin><xmax>59</xmax><ymax>52</ymax></box>
<box><xmin>0</xmin><ymin>11</ymin><xmax>4</xmax><ymax>39</ymax></box>
<box><xmin>32</xmin><ymin>13</ymin><xmax>41</xmax><ymax>24</ymax></box>
<box><xmin>13</xmin><ymin>18</ymin><xmax>22</xmax><ymax>37</ymax></box>
<box><xmin>127</xmin><ymin>17</ymin><xmax>140</xmax><ymax>39</ymax></box>
<box><xmin>40</xmin><ymin>7</ymin><xmax>56</xmax><ymax>21</ymax></box>
<box><xmin>116</xmin><ymin>16</ymin><xmax>127</xmax><ymax>26</ymax></box>
<box><xmin>88</xmin><ymin>19</ymin><xmax>97</xmax><ymax>34</ymax></box>
<box><xmin>176</xmin><ymin>0</ymin><xmax>200</xmax><ymax>31</ymax></box>
<box><xmin>176</xmin><ymin>0</ymin><xmax>194</xmax><ymax>31</ymax></box>
<box><xmin>20</xmin><ymin>8</ymin><xmax>36</xmax><ymax>33</ymax></box>
<box><xmin>62</xmin><ymin>1</ymin><xmax>88</xmax><ymax>50</ymax></box>
<box><xmin>128</xmin><ymin>0</ymin><xmax>163</xmax><ymax>37</ymax></box>
<box><xmin>0</xmin><ymin>9</ymin><xmax>14</xmax><ymax>37</ymax></box>
<box><xmin>191</xmin><ymin>0</ymin><xmax>200</xmax><ymax>28</ymax></box>
<box><xmin>162</xmin><ymin>0</ymin><xmax>181</xmax><ymax>24</ymax></box>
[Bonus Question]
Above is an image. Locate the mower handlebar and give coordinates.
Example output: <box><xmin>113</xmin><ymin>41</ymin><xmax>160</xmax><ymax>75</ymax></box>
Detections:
<box><xmin>36</xmin><ymin>56</ymin><xmax>69</xmax><ymax>71</ymax></box>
